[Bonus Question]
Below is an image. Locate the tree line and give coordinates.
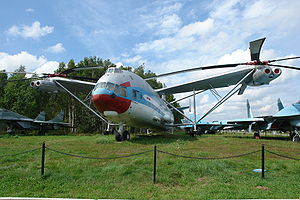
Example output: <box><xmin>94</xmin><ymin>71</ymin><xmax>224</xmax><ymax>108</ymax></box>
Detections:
<box><xmin>0</xmin><ymin>57</ymin><xmax>182</xmax><ymax>134</ymax></box>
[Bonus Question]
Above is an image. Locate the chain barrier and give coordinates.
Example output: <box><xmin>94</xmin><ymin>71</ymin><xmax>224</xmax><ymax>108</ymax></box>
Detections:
<box><xmin>46</xmin><ymin>147</ymin><xmax>152</xmax><ymax>159</ymax></box>
<box><xmin>157</xmin><ymin>149</ymin><xmax>261</xmax><ymax>160</ymax></box>
<box><xmin>0</xmin><ymin>147</ymin><xmax>41</xmax><ymax>158</ymax></box>
<box><xmin>265</xmin><ymin>149</ymin><xmax>300</xmax><ymax>161</ymax></box>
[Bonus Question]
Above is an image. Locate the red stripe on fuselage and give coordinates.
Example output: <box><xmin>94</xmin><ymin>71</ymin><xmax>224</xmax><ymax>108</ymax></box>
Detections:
<box><xmin>92</xmin><ymin>94</ymin><xmax>131</xmax><ymax>114</ymax></box>
<box><xmin>120</xmin><ymin>81</ymin><xmax>131</xmax><ymax>87</ymax></box>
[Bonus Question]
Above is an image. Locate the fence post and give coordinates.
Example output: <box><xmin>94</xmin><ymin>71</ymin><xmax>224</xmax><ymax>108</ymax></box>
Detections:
<box><xmin>261</xmin><ymin>144</ymin><xmax>265</xmax><ymax>178</ymax></box>
<box><xmin>153</xmin><ymin>145</ymin><xmax>157</xmax><ymax>184</ymax></box>
<box><xmin>41</xmin><ymin>142</ymin><xmax>45</xmax><ymax>177</ymax></box>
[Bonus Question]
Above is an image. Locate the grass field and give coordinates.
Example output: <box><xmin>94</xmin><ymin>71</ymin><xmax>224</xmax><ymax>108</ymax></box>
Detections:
<box><xmin>0</xmin><ymin>132</ymin><xmax>300</xmax><ymax>199</ymax></box>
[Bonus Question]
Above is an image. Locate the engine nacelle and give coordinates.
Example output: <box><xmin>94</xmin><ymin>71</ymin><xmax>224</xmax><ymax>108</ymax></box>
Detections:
<box><xmin>248</xmin><ymin>66</ymin><xmax>281</xmax><ymax>86</ymax></box>
<box><xmin>30</xmin><ymin>79</ymin><xmax>64</xmax><ymax>93</ymax></box>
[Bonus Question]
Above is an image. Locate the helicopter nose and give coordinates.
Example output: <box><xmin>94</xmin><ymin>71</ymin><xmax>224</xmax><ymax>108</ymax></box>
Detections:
<box><xmin>92</xmin><ymin>93</ymin><xmax>131</xmax><ymax>114</ymax></box>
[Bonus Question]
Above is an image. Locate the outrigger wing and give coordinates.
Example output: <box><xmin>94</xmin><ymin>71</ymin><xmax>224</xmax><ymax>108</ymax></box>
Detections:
<box><xmin>155</xmin><ymin>66</ymin><xmax>254</xmax><ymax>95</ymax></box>
<box><xmin>52</xmin><ymin>77</ymin><xmax>96</xmax><ymax>93</ymax></box>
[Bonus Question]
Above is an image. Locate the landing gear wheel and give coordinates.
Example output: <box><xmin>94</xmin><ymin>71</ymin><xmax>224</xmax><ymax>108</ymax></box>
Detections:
<box><xmin>104</xmin><ymin>130</ymin><xmax>110</xmax><ymax>135</ymax></box>
<box><xmin>122</xmin><ymin>131</ymin><xmax>130</xmax><ymax>141</ymax></box>
<box><xmin>189</xmin><ymin>130</ymin><xmax>196</xmax><ymax>137</ymax></box>
<box><xmin>253</xmin><ymin>132</ymin><xmax>260</xmax><ymax>139</ymax></box>
<box><xmin>113</xmin><ymin>128</ymin><xmax>123</xmax><ymax>141</ymax></box>
<box><xmin>115</xmin><ymin>132</ymin><xmax>123</xmax><ymax>142</ymax></box>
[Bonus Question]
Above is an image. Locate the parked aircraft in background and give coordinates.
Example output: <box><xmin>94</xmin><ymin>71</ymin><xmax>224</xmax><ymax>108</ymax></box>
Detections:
<box><xmin>181</xmin><ymin>113</ymin><xmax>223</xmax><ymax>135</ymax></box>
<box><xmin>182</xmin><ymin>99</ymin><xmax>264</xmax><ymax>135</ymax></box>
<box><xmin>0</xmin><ymin>109</ymin><xmax>70</xmax><ymax>134</ymax></box>
<box><xmin>262</xmin><ymin>99</ymin><xmax>300</xmax><ymax>141</ymax></box>
<box><xmin>2</xmin><ymin>38</ymin><xmax>300</xmax><ymax>141</ymax></box>
<box><xmin>207</xmin><ymin>98</ymin><xmax>300</xmax><ymax>141</ymax></box>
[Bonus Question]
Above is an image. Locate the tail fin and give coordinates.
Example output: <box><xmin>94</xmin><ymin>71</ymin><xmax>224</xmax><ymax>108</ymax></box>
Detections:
<box><xmin>247</xmin><ymin>99</ymin><xmax>253</xmax><ymax>118</ymax></box>
<box><xmin>49</xmin><ymin>110</ymin><xmax>64</xmax><ymax>123</ymax></box>
<box><xmin>35</xmin><ymin>111</ymin><xmax>46</xmax><ymax>121</ymax></box>
<box><xmin>277</xmin><ymin>98</ymin><xmax>284</xmax><ymax>111</ymax></box>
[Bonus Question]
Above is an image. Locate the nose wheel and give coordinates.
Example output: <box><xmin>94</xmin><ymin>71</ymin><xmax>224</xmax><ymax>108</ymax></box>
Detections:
<box><xmin>113</xmin><ymin>123</ymin><xmax>131</xmax><ymax>141</ymax></box>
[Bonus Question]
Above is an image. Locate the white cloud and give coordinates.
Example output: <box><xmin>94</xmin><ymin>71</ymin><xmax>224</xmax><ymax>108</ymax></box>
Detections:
<box><xmin>177</xmin><ymin>18</ymin><xmax>214</xmax><ymax>38</ymax></box>
<box><xmin>0</xmin><ymin>51</ymin><xmax>58</xmax><ymax>74</ymax></box>
<box><xmin>7</xmin><ymin>21</ymin><xmax>54</xmax><ymax>39</ymax></box>
<box><xmin>45</xmin><ymin>43</ymin><xmax>66</xmax><ymax>54</ymax></box>
<box><xmin>122</xmin><ymin>55</ymin><xmax>147</xmax><ymax>66</ymax></box>
<box><xmin>26</xmin><ymin>8</ymin><xmax>35</xmax><ymax>12</ymax></box>
<box><xmin>159</xmin><ymin>14</ymin><xmax>182</xmax><ymax>35</ymax></box>
<box><xmin>137</xmin><ymin>2</ymin><xmax>183</xmax><ymax>36</ymax></box>
<box><xmin>134</xmin><ymin>18</ymin><xmax>214</xmax><ymax>54</ymax></box>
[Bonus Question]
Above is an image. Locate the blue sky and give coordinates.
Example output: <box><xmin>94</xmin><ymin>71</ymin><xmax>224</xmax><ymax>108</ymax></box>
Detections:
<box><xmin>1</xmin><ymin>0</ymin><xmax>300</xmax><ymax>121</ymax></box>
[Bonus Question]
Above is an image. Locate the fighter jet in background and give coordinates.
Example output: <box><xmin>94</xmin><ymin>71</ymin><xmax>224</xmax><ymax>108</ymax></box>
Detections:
<box><xmin>263</xmin><ymin>99</ymin><xmax>300</xmax><ymax>141</ymax></box>
<box><xmin>0</xmin><ymin>109</ymin><xmax>70</xmax><ymax>134</ymax></box>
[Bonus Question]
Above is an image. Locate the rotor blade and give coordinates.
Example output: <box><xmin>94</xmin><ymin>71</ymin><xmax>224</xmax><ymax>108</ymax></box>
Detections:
<box><xmin>249</xmin><ymin>37</ymin><xmax>266</xmax><ymax>61</ymax></box>
<box><xmin>60</xmin><ymin>66</ymin><xmax>104</xmax><ymax>74</ymax></box>
<box><xmin>4</xmin><ymin>78</ymin><xmax>34</xmax><ymax>82</ymax></box>
<box><xmin>268</xmin><ymin>64</ymin><xmax>300</xmax><ymax>70</ymax></box>
<box><xmin>67</xmin><ymin>75</ymin><xmax>98</xmax><ymax>82</ymax></box>
<box><xmin>0</xmin><ymin>71</ymin><xmax>38</xmax><ymax>75</ymax></box>
<box><xmin>268</xmin><ymin>56</ymin><xmax>300</xmax><ymax>63</ymax></box>
<box><xmin>144</xmin><ymin>63</ymin><xmax>245</xmax><ymax>80</ymax></box>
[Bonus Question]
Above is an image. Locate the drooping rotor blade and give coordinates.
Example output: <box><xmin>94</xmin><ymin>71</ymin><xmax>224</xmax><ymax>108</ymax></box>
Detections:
<box><xmin>0</xmin><ymin>71</ymin><xmax>38</xmax><ymax>75</ymax></box>
<box><xmin>67</xmin><ymin>75</ymin><xmax>98</xmax><ymax>82</ymax></box>
<box><xmin>60</xmin><ymin>66</ymin><xmax>104</xmax><ymax>74</ymax></box>
<box><xmin>145</xmin><ymin>63</ymin><xmax>245</xmax><ymax>80</ymax></box>
<box><xmin>267</xmin><ymin>64</ymin><xmax>300</xmax><ymax>70</ymax></box>
<box><xmin>268</xmin><ymin>56</ymin><xmax>300</xmax><ymax>63</ymax></box>
<box><xmin>249</xmin><ymin>37</ymin><xmax>266</xmax><ymax>61</ymax></box>
<box><xmin>2</xmin><ymin>78</ymin><xmax>35</xmax><ymax>82</ymax></box>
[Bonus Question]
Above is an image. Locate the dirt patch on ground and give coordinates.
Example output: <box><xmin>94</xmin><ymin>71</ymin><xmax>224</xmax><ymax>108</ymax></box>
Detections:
<box><xmin>197</xmin><ymin>176</ymin><xmax>213</xmax><ymax>185</ymax></box>
<box><xmin>256</xmin><ymin>185</ymin><xmax>269</xmax><ymax>190</ymax></box>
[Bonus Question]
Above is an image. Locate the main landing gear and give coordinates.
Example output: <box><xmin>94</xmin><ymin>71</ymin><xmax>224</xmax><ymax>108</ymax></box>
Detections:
<box><xmin>112</xmin><ymin>123</ymin><xmax>131</xmax><ymax>142</ymax></box>
<box><xmin>187</xmin><ymin>127</ymin><xmax>204</xmax><ymax>137</ymax></box>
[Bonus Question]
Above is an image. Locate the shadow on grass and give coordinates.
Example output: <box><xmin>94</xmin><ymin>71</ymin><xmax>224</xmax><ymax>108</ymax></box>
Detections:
<box><xmin>224</xmin><ymin>135</ymin><xmax>291</xmax><ymax>141</ymax></box>
<box><xmin>130</xmin><ymin>132</ymin><xmax>198</xmax><ymax>145</ymax></box>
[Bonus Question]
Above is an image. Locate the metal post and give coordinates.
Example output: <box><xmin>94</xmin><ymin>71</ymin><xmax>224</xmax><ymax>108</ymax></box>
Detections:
<box><xmin>41</xmin><ymin>142</ymin><xmax>45</xmax><ymax>176</ymax></box>
<box><xmin>261</xmin><ymin>144</ymin><xmax>265</xmax><ymax>178</ymax></box>
<box><xmin>153</xmin><ymin>145</ymin><xmax>157</xmax><ymax>183</ymax></box>
<box><xmin>193</xmin><ymin>90</ymin><xmax>197</xmax><ymax>132</ymax></box>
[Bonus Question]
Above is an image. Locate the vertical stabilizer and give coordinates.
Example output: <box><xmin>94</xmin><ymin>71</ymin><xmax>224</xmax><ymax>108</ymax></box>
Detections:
<box><xmin>35</xmin><ymin>111</ymin><xmax>46</xmax><ymax>121</ymax></box>
<box><xmin>49</xmin><ymin>111</ymin><xmax>64</xmax><ymax>123</ymax></box>
<box><xmin>249</xmin><ymin>38</ymin><xmax>266</xmax><ymax>61</ymax></box>
<box><xmin>277</xmin><ymin>98</ymin><xmax>284</xmax><ymax>111</ymax></box>
<box><xmin>247</xmin><ymin>99</ymin><xmax>253</xmax><ymax>118</ymax></box>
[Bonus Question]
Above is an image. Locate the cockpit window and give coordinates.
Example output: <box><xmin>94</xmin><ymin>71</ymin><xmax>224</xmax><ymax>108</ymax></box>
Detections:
<box><xmin>132</xmin><ymin>89</ymin><xmax>137</xmax><ymax>99</ymax></box>
<box><xmin>106</xmin><ymin>82</ymin><xmax>115</xmax><ymax>91</ymax></box>
<box><xmin>108</xmin><ymin>68</ymin><xmax>114</xmax><ymax>73</ymax></box>
<box><xmin>118</xmin><ymin>86</ymin><xmax>127</xmax><ymax>97</ymax></box>
<box><xmin>97</xmin><ymin>82</ymin><xmax>106</xmax><ymax>89</ymax></box>
<box><xmin>114</xmin><ymin>68</ymin><xmax>122</xmax><ymax>73</ymax></box>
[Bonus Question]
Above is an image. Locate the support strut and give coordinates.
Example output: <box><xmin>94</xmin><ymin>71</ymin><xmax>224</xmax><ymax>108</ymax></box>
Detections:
<box><xmin>198</xmin><ymin>69</ymin><xmax>255</xmax><ymax>122</ymax></box>
<box><xmin>54</xmin><ymin>80</ymin><xmax>109</xmax><ymax>124</ymax></box>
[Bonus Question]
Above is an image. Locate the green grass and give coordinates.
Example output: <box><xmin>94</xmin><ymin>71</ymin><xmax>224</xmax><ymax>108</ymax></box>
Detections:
<box><xmin>0</xmin><ymin>132</ymin><xmax>300</xmax><ymax>199</ymax></box>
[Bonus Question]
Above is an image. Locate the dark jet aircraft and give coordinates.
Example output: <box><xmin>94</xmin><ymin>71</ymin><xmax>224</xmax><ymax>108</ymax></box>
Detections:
<box><xmin>0</xmin><ymin>109</ymin><xmax>70</xmax><ymax>134</ymax></box>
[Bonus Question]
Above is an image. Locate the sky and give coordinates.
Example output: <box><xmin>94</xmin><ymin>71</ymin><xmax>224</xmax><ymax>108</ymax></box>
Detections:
<box><xmin>1</xmin><ymin>0</ymin><xmax>300</xmax><ymax>121</ymax></box>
